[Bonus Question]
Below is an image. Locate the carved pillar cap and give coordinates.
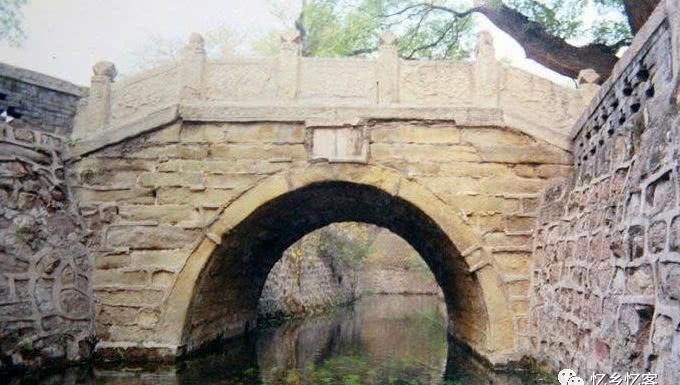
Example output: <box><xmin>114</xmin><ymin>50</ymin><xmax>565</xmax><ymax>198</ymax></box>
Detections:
<box><xmin>188</xmin><ymin>32</ymin><xmax>204</xmax><ymax>46</ymax></box>
<box><xmin>379</xmin><ymin>31</ymin><xmax>398</xmax><ymax>48</ymax></box>
<box><xmin>577</xmin><ymin>69</ymin><xmax>601</xmax><ymax>85</ymax></box>
<box><xmin>280</xmin><ymin>28</ymin><xmax>301</xmax><ymax>45</ymax></box>
<box><xmin>92</xmin><ymin>61</ymin><xmax>117</xmax><ymax>80</ymax></box>
<box><xmin>279</xmin><ymin>28</ymin><xmax>301</xmax><ymax>55</ymax></box>
<box><xmin>186</xmin><ymin>32</ymin><xmax>206</xmax><ymax>53</ymax></box>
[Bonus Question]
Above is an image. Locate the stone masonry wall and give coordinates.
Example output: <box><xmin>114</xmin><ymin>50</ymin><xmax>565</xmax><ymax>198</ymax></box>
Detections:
<box><xmin>358</xmin><ymin>227</ymin><xmax>442</xmax><ymax>296</ymax></box>
<box><xmin>73</xmin><ymin>118</ymin><xmax>571</xmax><ymax>360</ymax></box>
<box><xmin>0</xmin><ymin>63</ymin><xmax>83</xmax><ymax>135</ymax></box>
<box><xmin>0</xmin><ymin>123</ymin><xmax>94</xmax><ymax>372</ymax></box>
<box><xmin>530</xmin><ymin>5</ymin><xmax>679</xmax><ymax>384</ymax></box>
<box><xmin>258</xmin><ymin>223</ymin><xmax>442</xmax><ymax>320</ymax></box>
<box><xmin>258</xmin><ymin>223</ymin><xmax>364</xmax><ymax>320</ymax></box>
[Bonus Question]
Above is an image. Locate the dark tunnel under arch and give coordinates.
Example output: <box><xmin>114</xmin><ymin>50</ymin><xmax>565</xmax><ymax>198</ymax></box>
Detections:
<box><xmin>179</xmin><ymin>180</ymin><xmax>491</xmax><ymax>356</ymax></box>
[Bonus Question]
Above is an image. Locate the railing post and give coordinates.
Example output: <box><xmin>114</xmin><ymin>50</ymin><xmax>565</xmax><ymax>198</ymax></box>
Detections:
<box><xmin>278</xmin><ymin>29</ymin><xmax>301</xmax><ymax>100</ymax></box>
<box><xmin>577</xmin><ymin>69</ymin><xmax>601</xmax><ymax>105</ymax></box>
<box><xmin>180</xmin><ymin>33</ymin><xmax>206</xmax><ymax>101</ymax></box>
<box><xmin>89</xmin><ymin>61</ymin><xmax>116</xmax><ymax>130</ymax></box>
<box><xmin>474</xmin><ymin>31</ymin><xmax>500</xmax><ymax>108</ymax></box>
<box><xmin>377</xmin><ymin>32</ymin><xmax>399</xmax><ymax>104</ymax></box>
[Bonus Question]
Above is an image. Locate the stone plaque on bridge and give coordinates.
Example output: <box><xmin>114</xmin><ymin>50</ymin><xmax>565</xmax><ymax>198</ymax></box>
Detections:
<box><xmin>309</xmin><ymin>126</ymin><xmax>368</xmax><ymax>163</ymax></box>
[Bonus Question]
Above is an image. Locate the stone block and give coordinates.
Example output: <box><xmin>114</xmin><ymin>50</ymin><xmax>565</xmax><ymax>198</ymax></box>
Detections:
<box><xmin>95</xmin><ymin>289</ymin><xmax>165</xmax><ymax>306</ymax></box>
<box><xmin>418</xmin><ymin>176</ymin><xmax>481</xmax><ymax>197</ymax></box>
<box><xmin>225</xmin><ymin>123</ymin><xmax>305</xmax><ymax>144</ymax></box>
<box><xmin>138</xmin><ymin>172</ymin><xmax>204</xmax><ymax>188</ymax></box>
<box><xmin>648</xmin><ymin>220</ymin><xmax>667</xmax><ymax>253</ymax></box>
<box><xmin>311</xmin><ymin>126</ymin><xmax>368</xmax><ymax>163</ymax></box>
<box><xmin>645</xmin><ymin>172</ymin><xmax>675</xmax><ymax>215</ymax></box>
<box><xmin>0</xmin><ymin>302</ymin><xmax>33</xmax><ymax>318</ymax></box>
<box><xmin>438</xmin><ymin>162</ymin><xmax>513</xmax><ymax>178</ymax></box>
<box><xmin>158</xmin><ymin>159</ymin><xmax>284</xmax><ymax>174</ymax></box>
<box><xmin>118</xmin><ymin>205</ymin><xmax>199</xmax><ymax>225</ymax></box>
<box><xmin>151</xmin><ymin>271</ymin><xmax>175</xmax><ymax>287</ymax></box>
<box><xmin>95</xmin><ymin>253</ymin><xmax>130</xmax><ymax>270</ymax></box>
<box><xmin>659</xmin><ymin>262</ymin><xmax>680</xmax><ymax>304</ymax></box>
<box><xmin>60</xmin><ymin>289</ymin><xmax>90</xmax><ymax>317</ymax></box>
<box><xmin>461</xmin><ymin>128</ymin><xmax>533</xmax><ymax>146</ymax></box>
<box><xmin>371</xmin><ymin>125</ymin><xmax>460</xmax><ymax>144</ymax></box>
<box><xmin>157</xmin><ymin>187</ymin><xmax>237</xmax><ymax>207</ymax></box>
<box><xmin>93</xmin><ymin>270</ymin><xmax>148</xmax><ymax>287</ymax></box>
<box><xmin>370</xmin><ymin>143</ymin><xmax>481</xmax><ymax>162</ymax></box>
<box><xmin>493</xmin><ymin>251</ymin><xmax>530</xmax><ymax>275</ymax></box>
<box><xmin>504</xmin><ymin>215</ymin><xmax>536</xmax><ymax>233</ymax></box>
<box><xmin>476</xmin><ymin>145</ymin><xmax>572</xmax><ymax>165</ymax></box>
<box><xmin>73</xmin><ymin>187</ymin><xmax>155</xmax><ymax>204</ymax></box>
<box><xmin>625</xmin><ymin>265</ymin><xmax>654</xmax><ymax>295</ymax></box>
<box><xmin>107</xmin><ymin>225</ymin><xmax>200</xmax><ymax>250</ymax></box>
<box><xmin>627</xmin><ymin>225</ymin><xmax>645</xmax><ymax>260</ymax></box>
<box><xmin>145</xmin><ymin>122</ymin><xmax>181</xmax><ymax>143</ymax></box>
<box><xmin>136</xmin><ymin>309</ymin><xmax>160</xmax><ymax>329</ymax></box>
<box><xmin>480</xmin><ymin>175</ymin><xmax>544</xmax><ymax>194</ymax></box>
<box><xmin>130</xmin><ymin>144</ymin><xmax>210</xmax><ymax>160</ymax></box>
<box><xmin>130</xmin><ymin>250</ymin><xmax>188</xmax><ymax>271</ymax></box>
<box><xmin>203</xmin><ymin>174</ymin><xmax>264</xmax><ymax>190</ymax></box>
<box><xmin>98</xmin><ymin>304</ymin><xmax>139</xmax><ymax>326</ymax></box>
<box><xmin>670</xmin><ymin>216</ymin><xmax>680</xmax><ymax>252</ymax></box>
<box><xmin>484</xmin><ymin>232</ymin><xmax>531</xmax><ymax>248</ymax></box>
<box><xmin>210</xmin><ymin>143</ymin><xmax>307</xmax><ymax>160</ymax></box>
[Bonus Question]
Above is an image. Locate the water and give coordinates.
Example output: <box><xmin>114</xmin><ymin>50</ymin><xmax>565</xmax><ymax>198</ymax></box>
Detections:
<box><xmin>9</xmin><ymin>295</ymin><xmax>556</xmax><ymax>385</ymax></box>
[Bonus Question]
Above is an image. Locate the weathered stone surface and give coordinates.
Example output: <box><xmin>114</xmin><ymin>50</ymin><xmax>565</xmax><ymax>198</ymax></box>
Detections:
<box><xmin>258</xmin><ymin>224</ymin><xmax>442</xmax><ymax>320</ymax></box>
<box><xmin>0</xmin><ymin>123</ymin><xmax>94</xmax><ymax>371</ymax></box>
<box><xmin>531</xmin><ymin>9</ymin><xmax>679</xmax><ymax>383</ymax></box>
<box><xmin>8</xmin><ymin>20</ymin><xmax>622</xmax><ymax>370</ymax></box>
<box><xmin>106</xmin><ymin>226</ymin><xmax>200</xmax><ymax>250</ymax></box>
<box><xmin>371</xmin><ymin>125</ymin><xmax>460</xmax><ymax>144</ymax></box>
<box><xmin>0</xmin><ymin>62</ymin><xmax>81</xmax><ymax>135</ymax></box>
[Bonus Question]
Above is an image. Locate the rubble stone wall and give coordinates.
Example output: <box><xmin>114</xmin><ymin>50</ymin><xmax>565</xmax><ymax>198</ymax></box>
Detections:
<box><xmin>0</xmin><ymin>124</ymin><xmax>93</xmax><ymax>372</ymax></box>
<box><xmin>257</xmin><ymin>224</ymin><xmax>362</xmax><ymax>320</ymax></box>
<box><xmin>258</xmin><ymin>223</ymin><xmax>442</xmax><ymax>320</ymax></box>
<box><xmin>530</xmin><ymin>4</ymin><xmax>680</xmax><ymax>383</ymax></box>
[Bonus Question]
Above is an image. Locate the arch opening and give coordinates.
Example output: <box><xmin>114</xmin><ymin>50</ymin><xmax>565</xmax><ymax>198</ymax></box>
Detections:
<box><xmin>256</xmin><ymin>221</ymin><xmax>445</xmax><ymax>320</ymax></box>
<box><xmin>180</xmin><ymin>181</ymin><xmax>490</xmax><ymax>355</ymax></box>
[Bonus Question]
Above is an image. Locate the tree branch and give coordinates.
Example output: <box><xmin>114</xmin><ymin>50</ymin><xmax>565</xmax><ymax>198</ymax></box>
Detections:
<box><xmin>348</xmin><ymin>47</ymin><xmax>378</xmax><ymax>56</ymax></box>
<box><xmin>471</xmin><ymin>2</ymin><xmax>618</xmax><ymax>79</ymax></box>
<box><xmin>405</xmin><ymin>22</ymin><xmax>455</xmax><ymax>59</ymax></box>
<box><xmin>623</xmin><ymin>0</ymin><xmax>660</xmax><ymax>34</ymax></box>
<box><xmin>387</xmin><ymin>1</ymin><xmax>621</xmax><ymax>80</ymax></box>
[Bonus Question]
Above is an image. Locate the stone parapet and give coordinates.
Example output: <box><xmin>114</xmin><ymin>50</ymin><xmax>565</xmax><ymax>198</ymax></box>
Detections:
<box><xmin>71</xmin><ymin>32</ymin><xmax>585</xmax><ymax>153</ymax></box>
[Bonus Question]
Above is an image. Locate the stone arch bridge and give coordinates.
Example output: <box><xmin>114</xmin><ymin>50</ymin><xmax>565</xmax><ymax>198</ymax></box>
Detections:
<box><xmin>69</xmin><ymin>30</ymin><xmax>595</xmax><ymax>365</ymax></box>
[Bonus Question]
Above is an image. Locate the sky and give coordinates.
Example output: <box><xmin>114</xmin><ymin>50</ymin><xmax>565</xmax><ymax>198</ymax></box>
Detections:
<box><xmin>0</xmin><ymin>0</ymin><xmax>575</xmax><ymax>87</ymax></box>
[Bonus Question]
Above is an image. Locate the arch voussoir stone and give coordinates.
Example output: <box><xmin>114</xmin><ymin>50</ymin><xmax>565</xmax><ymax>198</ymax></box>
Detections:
<box><xmin>152</xmin><ymin>164</ymin><xmax>516</xmax><ymax>363</ymax></box>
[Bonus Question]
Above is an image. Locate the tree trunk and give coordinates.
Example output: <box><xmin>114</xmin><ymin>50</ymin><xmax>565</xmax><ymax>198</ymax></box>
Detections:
<box><xmin>623</xmin><ymin>0</ymin><xmax>660</xmax><ymax>33</ymax></box>
<box><xmin>474</xmin><ymin>3</ymin><xmax>618</xmax><ymax>80</ymax></box>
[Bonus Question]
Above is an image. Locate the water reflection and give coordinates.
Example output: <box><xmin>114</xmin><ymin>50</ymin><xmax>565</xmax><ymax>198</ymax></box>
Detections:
<box><xmin>8</xmin><ymin>295</ymin><xmax>555</xmax><ymax>385</ymax></box>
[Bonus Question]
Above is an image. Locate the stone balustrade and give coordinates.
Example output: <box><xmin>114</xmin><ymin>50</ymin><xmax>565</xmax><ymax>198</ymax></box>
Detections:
<box><xmin>71</xmin><ymin>30</ymin><xmax>590</xmax><ymax>155</ymax></box>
